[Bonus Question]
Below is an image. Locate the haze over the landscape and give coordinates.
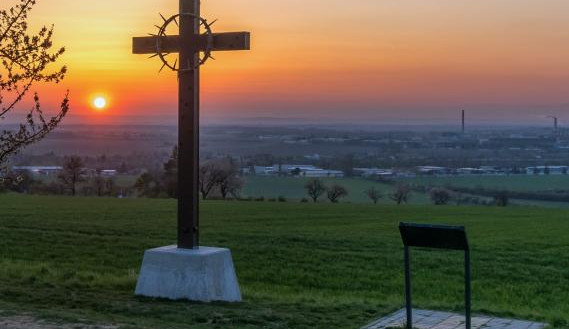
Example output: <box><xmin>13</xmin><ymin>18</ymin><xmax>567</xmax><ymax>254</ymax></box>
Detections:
<box><xmin>24</xmin><ymin>0</ymin><xmax>569</xmax><ymax>125</ymax></box>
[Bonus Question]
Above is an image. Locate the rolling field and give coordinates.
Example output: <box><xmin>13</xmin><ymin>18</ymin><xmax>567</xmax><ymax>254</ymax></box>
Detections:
<box><xmin>1</xmin><ymin>195</ymin><xmax>569</xmax><ymax>328</ymax></box>
<box><xmin>242</xmin><ymin>176</ymin><xmax>430</xmax><ymax>204</ymax></box>
<box><xmin>398</xmin><ymin>175</ymin><xmax>569</xmax><ymax>192</ymax></box>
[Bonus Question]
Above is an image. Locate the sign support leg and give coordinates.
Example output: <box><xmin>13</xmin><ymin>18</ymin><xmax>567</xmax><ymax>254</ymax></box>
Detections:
<box><xmin>465</xmin><ymin>249</ymin><xmax>471</xmax><ymax>329</ymax></box>
<box><xmin>404</xmin><ymin>246</ymin><xmax>412</xmax><ymax>329</ymax></box>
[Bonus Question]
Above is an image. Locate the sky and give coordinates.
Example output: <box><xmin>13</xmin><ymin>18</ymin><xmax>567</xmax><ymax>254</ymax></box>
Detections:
<box><xmin>11</xmin><ymin>0</ymin><xmax>569</xmax><ymax>125</ymax></box>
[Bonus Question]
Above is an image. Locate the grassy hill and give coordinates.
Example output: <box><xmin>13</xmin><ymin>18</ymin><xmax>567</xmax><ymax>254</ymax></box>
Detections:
<box><xmin>0</xmin><ymin>194</ymin><xmax>568</xmax><ymax>328</ymax></box>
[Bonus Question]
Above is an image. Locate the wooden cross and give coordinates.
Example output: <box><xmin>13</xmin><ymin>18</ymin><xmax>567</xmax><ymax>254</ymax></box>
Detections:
<box><xmin>132</xmin><ymin>0</ymin><xmax>250</xmax><ymax>249</ymax></box>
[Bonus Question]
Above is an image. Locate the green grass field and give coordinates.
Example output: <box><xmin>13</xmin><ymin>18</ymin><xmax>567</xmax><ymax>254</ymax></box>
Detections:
<box><xmin>242</xmin><ymin>176</ymin><xmax>430</xmax><ymax>204</ymax></box>
<box><xmin>1</xmin><ymin>194</ymin><xmax>569</xmax><ymax>328</ymax></box>
<box><xmin>398</xmin><ymin>175</ymin><xmax>569</xmax><ymax>192</ymax></box>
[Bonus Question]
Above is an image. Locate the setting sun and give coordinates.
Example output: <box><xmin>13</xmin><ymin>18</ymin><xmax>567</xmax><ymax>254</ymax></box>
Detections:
<box><xmin>93</xmin><ymin>96</ymin><xmax>107</xmax><ymax>110</ymax></box>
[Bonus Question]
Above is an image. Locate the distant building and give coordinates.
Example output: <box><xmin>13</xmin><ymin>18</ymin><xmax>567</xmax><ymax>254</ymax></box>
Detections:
<box><xmin>12</xmin><ymin>166</ymin><xmax>62</xmax><ymax>177</ymax></box>
<box><xmin>276</xmin><ymin>164</ymin><xmax>317</xmax><ymax>174</ymax></box>
<box><xmin>253</xmin><ymin>166</ymin><xmax>276</xmax><ymax>175</ymax></box>
<box><xmin>283</xmin><ymin>139</ymin><xmax>309</xmax><ymax>145</ymax></box>
<box><xmin>301</xmin><ymin>169</ymin><xmax>344</xmax><ymax>178</ymax></box>
<box><xmin>252</xmin><ymin>164</ymin><xmax>344</xmax><ymax>177</ymax></box>
<box><xmin>304</xmin><ymin>154</ymin><xmax>321</xmax><ymax>161</ymax></box>
<box><xmin>526</xmin><ymin>166</ymin><xmax>568</xmax><ymax>175</ymax></box>
<box><xmin>456</xmin><ymin>168</ymin><xmax>483</xmax><ymax>175</ymax></box>
<box><xmin>417</xmin><ymin>166</ymin><xmax>449</xmax><ymax>175</ymax></box>
<box><xmin>457</xmin><ymin>167</ymin><xmax>503</xmax><ymax>175</ymax></box>
<box><xmin>354</xmin><ymin>168</ymin><xmax>394</xmax><ymax>178</ymax></box>
<box><xmin>100</xmin><ymin>170</ymin><xmax>118</xmax><ymax>177</ymax></box>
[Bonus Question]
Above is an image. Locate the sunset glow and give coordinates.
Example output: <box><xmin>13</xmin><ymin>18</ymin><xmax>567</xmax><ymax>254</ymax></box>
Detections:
<box><xmin>93</xmin><ymin>97</ymin><xmax>108</xmax><ymax>111</ymax></box>
<box><xmin>24</xmin><ymin>0</ymin><xmax>569</xmax><ymax>125</ymax></box>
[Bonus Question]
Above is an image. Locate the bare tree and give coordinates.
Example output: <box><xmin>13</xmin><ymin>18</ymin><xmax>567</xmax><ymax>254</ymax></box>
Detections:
<box><xmin>390</xmin><ymin>184</ymin><xmax>411</xmax><ymax>205</ymax></box>
<box><xmin>134</xmin><ymin>172</ymin><xmax>161</xmax><ymax>198</ymax></box>
<box><xmin>365</xmin><ymin>187</ymin><xmax>383</xmax><ymax>204</ymax></box>
<box><xmin>199</xmin><ymin>160</ymin><xmax>223</xmax><ymax>200</ymax></box>
<box><xmin>91</xmin><ymin>175</ymin><xmax>105</xmax><ymax>196</ymax></box>
<box><xmin>327</xmin><ymin>184</ymin><xmax>348</xmax><ymax>203</ymax></box>
<box><xmin>0</xmin><ymin>0</ymin><xmax>69</xmax><ymax>167</ymax></box>
<box><xmin>304</xmin><ymin>178</ymin><xmax>326</xmax><ymax>203</ymax></box>
<box><xmin>430</xmin><ymin>187</ymin><xmax>452</xmax><ymax>205</ymax></box>
<box><xmin>216</xmin><ymin>158</ymin><xmax>243</xmax><ymax>199</ymax></box>
<box><xmin>162</xmin><ymin>146</ymin><xmax>177</xmax><ymax>198</ymax></box>
<box><xmin>105</xmin><ymin>177</ymin><xmax>115</xmax><ymax>197</ymax></box>
<box><xmin>219</xmin><ymin>174</ymin><xmax>242</xmax><ymax>199</ymax></box>
<box><xmin>494</xmin><ymin>192</ymin><xmax>509</xmax><ymax>207</ymax></box>
<box><xmin>58</xmin><ymin>156</ymin><xmax>84</xmax><ymax>196</ymax></box>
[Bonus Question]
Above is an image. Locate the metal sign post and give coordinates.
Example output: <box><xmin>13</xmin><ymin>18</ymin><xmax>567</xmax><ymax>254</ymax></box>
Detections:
<box><xmin>399</xmin><ymin>222</ymin><xmax>471</xmax><ymax>329</ymax></box>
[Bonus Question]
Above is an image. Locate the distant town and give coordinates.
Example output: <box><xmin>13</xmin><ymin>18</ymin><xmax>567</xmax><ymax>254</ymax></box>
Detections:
<box><xmin>7</xmin><ymin>122</ymin><xmax>569</xmax><ymax>179</ymax></box>
<box><xmin>12</xmin><ymin>163</ymin><xmax>569</xmax><ymax>180</ymax></box>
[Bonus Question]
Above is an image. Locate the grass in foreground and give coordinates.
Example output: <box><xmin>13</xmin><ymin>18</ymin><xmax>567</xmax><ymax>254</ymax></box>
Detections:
<box><xmin>0</xmin><ymin>194</ymin><xmax>568</xmax><ymax>328</ymax></box>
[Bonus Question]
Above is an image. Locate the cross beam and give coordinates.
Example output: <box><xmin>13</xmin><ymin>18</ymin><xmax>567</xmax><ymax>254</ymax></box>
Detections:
<box><xmin>133</xmin><ymin>32</ymin><xmax>250</xmax><ymax>54</ymax></box>
<box><xmin>132</xmin><ymin>0</ymin><xmax>250</xmax><ymax>250</ymax></box>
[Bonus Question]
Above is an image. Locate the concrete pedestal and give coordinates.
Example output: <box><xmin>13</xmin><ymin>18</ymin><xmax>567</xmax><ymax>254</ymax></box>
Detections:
<box><xmin>135</xmin><ymin>246</ymin><xmax>242</xmax><ymax>302</ymax></box>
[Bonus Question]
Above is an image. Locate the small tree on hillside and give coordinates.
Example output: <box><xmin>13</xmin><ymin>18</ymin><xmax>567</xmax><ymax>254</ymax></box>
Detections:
<box><xmin>304</xmin><ymin>178</ymin><xmax>326</xmax><ymax>203</ymax></box>
<box><xmin>430</xmin><ymin>187</ymin><xmax>452</xmax><ymax>205</ymax></box>
<box><xmin>494</xmin><ymin>192</ymin><xmax>509</xmax><ymax>207</ymax></box>
<box><xmin>134</xmin><ymin>172</ymin><xmax>161</xmax><ymax>198</ymax></box>
<box><xmin>216</xmin><ymin>158</ymin><xmax>243</xmax><ymax>199</ymax></box>
<box><xmin>105</xmin><ymin>178</ymin><xmax>116</xmax><ymax>197</ymax></box>
<box><xmin>0</xmin><ymin>0</ymin><xmax>69</xmax><ymax>168</ymax></box>
<box><xmin>199</xmin><ymin>160</ymin><xmax>223</xmax><ymax>200</ymax></box>
<box><xmin>365</xmin><ymin>187</ymin><xmax>383</xmax><ymax>204</ymax></box>
<box><xmin>91</xmin><ymin>175</ymin><xmax>106</xmax><ymax>196</ymax></box>
<box><xmin>390</xmin><ymin>184</ymin><xmax>411</xmax><ymax>205</ymax></box>
<box><xmin>0</xmin><ymin>170</ymin><xmax>33</xmax><ymax>193</ymax></box>
<box><xmin>58</xmin><ymin>156</ymin><xmax>84</xmax><ymax>196</ymax></box>
<box><xmin>327</xmin><ymin>184</ymin><xmax>348</xmax><ymax>203</ymax></box>
<box><xmin>162</xmin><ymin>146</ymin><xmax>178</xmax><ymax>198</ymax></box>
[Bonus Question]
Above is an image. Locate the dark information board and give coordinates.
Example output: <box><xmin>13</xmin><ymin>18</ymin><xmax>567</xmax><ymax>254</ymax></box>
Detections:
<box><xmin>399</xmin><ymin>222</ymin><xmax>469</xmax><ymax>251</ymax></box>
<box><xmin>398</xmin><ymin>222</ymin><xmax>471</xmax><ymax>329</ymax></box>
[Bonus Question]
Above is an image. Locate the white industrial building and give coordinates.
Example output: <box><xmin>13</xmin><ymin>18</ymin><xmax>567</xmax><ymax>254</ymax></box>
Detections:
<box><xmin>354</xmin><ymin>168</ymin><xmax>394</xmax><ymax>177</ymax></box>
<box><xmin>12</xmin><ymin>166</ymin><xmax>62</xmax><ymax>177</ymax></box>
<box><xmin>526</xmin><ymin>166</ymin><xmax>568</xmax><ymax>175</ymax></box>
<box><xmin>301</xmin><ymin>169</ymin><xmax>344</xmax><ymax>178</ymax></box>
<box><xmin>252</xmin><ymin>164</ymin><xmax>344</xmax><ymax>177</ymax></box>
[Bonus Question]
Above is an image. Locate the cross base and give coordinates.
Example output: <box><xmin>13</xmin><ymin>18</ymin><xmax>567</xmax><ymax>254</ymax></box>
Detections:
<box><xmin>135</xmin><ymin>245</ymin><xmax>242</xmax><ymax>302</ymax></box>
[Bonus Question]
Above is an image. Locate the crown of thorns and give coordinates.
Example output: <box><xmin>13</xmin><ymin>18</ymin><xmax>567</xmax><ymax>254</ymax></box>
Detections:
<box><xmin>150</xmin><ymin>12</ymin><xmax>215</xmax><ymax>72</ymax></box>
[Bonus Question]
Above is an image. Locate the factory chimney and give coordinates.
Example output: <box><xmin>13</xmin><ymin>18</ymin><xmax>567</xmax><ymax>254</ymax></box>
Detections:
<box><xmin>462</xmin><ymin>110</ymin><xmax>465</xmax><ymax>134</ymax></box>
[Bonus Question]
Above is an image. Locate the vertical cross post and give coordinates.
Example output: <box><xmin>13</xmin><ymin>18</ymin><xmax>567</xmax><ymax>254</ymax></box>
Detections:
<box><xmin>178</xmin><ymin>0</ymin><xmax>200</xmax><ymax>249</ymax></box>
<box><xmin>132</xmin><ymin>0</ymin><xmax>250</xmax><ymax>251</ymax></box>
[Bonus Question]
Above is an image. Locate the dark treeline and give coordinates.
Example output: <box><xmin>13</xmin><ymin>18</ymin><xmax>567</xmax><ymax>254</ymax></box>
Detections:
<box><xmin>0</xmin><ymin>156</ymin><xmax>130</xmax><ymax>197</ymax></box>
<box><xmin>133</xmin><ymin>147</ymin><xmax>243</xmax><ymax>200</ymax></box>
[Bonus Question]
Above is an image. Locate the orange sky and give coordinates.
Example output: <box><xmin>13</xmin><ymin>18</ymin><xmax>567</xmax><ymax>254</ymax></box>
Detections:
<box><xmin>15</xmin><ymin>0</ymin><xmax>569</xmax><ymax>125</ymax></box>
